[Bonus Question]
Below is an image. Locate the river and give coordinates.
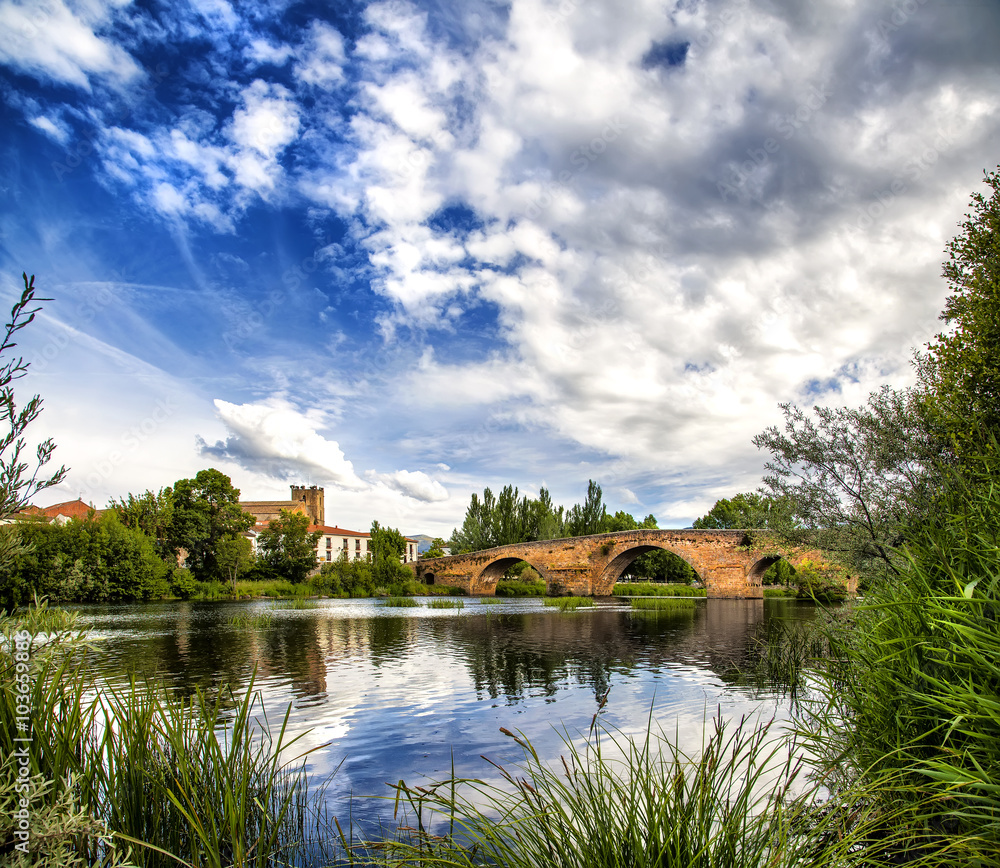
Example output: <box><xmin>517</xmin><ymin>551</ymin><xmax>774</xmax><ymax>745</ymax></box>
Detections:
<box><xmin>68</xmin><ymin>595</ymin><xmax>814</xmax><ymax>831</ymax></box>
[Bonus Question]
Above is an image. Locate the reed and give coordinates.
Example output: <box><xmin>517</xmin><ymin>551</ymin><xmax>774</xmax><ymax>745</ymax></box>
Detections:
<box><xmin>380</xmin><ymin>597</ymin><xmax>420</xmax><ymax>607</ymax></box>
<box><xmin>229</xmin><ymin>609</ymin><xmax>275</xmax><ymax>628</ymax></box>
<box><xmin>630</xmin><ymin>597</ymin><xmax>697</xmax><ymax>611</ymax></box>
<box><xmin>478</xmin><ymin>598</ymin><xmax>503</xmax><ymax>605</ymax></box>
<box><xmin>614</xmin><ymin>583</ymin><xmax>706</xmax><ymax>597</ymax></box>
<box><xmin>0</xmin><ymin>599</ymin><xmax>323</xmax><ymax>867</ymax></box>
<box><xmin>542</xmin><ymin>596</ymin><xmax>594</xmax><ymax>611</ymax></box>
<box><xmin>273</xmin><ymin>597</ymin><xmax>319</xmax><ymax>610</ymax></box>
<box><xmin>427</xmin><ymin>599</ymin><xmax>464</xmax><ymax>609</ymax></box>
<box><xmin>494</xmin><ymin>579</ymin><xmax>546</xmax><ymax>597</ymax></box>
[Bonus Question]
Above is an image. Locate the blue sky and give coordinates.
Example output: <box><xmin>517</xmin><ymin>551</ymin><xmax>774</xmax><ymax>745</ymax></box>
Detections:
<box><xmin>2</xmin><ymin>0</ymin><xmax>999</xmax><ymax>537</ymax></box>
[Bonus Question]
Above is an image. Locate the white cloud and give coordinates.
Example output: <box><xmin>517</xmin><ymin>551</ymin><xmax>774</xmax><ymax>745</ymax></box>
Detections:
<box><xmin>368</xmin><ymin>469</ymin><xmax>449</xmax><ymax>502</ymax></box>
<box><xmin>295</xmin><ymin>20</ymin><xmax>347</xmax><ymax>87</ymax></box>
<box><xmin>0</xmin><ymin>0</ymin><xmax>142</xmax><ymax>90</ymax></box>
<box><xmin>202</xmin><ymin>398</ymin><xmax>367</xmax><ymax>490</ymax></box>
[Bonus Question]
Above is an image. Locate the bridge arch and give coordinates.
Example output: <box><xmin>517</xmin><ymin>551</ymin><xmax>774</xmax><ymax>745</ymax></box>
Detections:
<box><xmin>471</xmin><ymin>556</ymin><xmax>553</xmax><ymax>595</ymax></box>
<box><xmin>594</xmin><ymin>544</ymin><xmax>702</xmax><ymax>596</ymax></box>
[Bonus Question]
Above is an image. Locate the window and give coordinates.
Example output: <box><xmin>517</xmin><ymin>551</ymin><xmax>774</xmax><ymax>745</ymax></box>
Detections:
<box><xmin>326</xmin><ymin>538</ymin><xmax>332</xmax><ymax>549</ymax></box>
<box><xmin>355</xmin><ymin>539</ymin><xmax>361</xmax><ymax>550</ymax></box>
<box><xmin>343</xmin><ymin>539</ymin><xmax>348</xmax><ymax>549</ymax></box>
<box><xmin>326</xmin><ymin>551</ymin><xmax>331</xmax><ymax>562</ymax></box>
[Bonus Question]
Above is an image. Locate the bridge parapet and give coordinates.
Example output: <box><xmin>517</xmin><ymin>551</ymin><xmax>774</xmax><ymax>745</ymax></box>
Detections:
<box><xmin>409</xmin><ymin>529</ymin><xmax>772</xmax><ymax>598</ymax></box>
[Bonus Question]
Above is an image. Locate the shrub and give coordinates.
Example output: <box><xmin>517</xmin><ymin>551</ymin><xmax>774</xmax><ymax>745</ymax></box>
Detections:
<box><xmin>494</xmin><ymin>579</ymin><xmax>546</xmax><ymax>597</ymax></box>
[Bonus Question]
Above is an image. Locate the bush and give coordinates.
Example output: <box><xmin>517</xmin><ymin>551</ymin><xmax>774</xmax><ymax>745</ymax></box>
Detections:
<box><xmin>793</xmin><ymin>560</ymin><xmax>847</xmax><ymax>603</ymax></box>
<box><xmin>494</xmin><ymin>579</ymin><xmax>546</xmax><ymax>597</ymax></box>
<box><xmin>170</xmin><ymin>567</ymin><xmax>197</xmax><ymax>600</ymax></box>
<box><xmin>613</xmin><ymin>583</ymin><xmax>706</xmax><ymax>597</ymax></box>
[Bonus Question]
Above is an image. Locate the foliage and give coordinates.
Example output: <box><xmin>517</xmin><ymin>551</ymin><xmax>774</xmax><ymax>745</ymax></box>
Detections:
<box><xmin>427</xmin><ymin>599</ymin><xmax>464</xmax><ymax>609</ymax></box>
<box><xmin>0</xmin><ymin>599</ymin><xmax>320</xmax><ymax>867</ymax></box>
<box><xmin>793</xmin><ymin>559</ymin><xmax>847</xmax><ymax>603</ymax></box>
<box><xmin>923</xmin><ymin>165</ymin><xmax>1000</xmax><ymax>446</ymax></box>
<box><xmin>630</xmin><ymin>597</ymin><xmax>697</xmax><ymax>611</ymax></box>
<box><xmin>0</xmin><ymin>273</ymin><xmax>67</xmax><ymax>571</ymax></box>
<box><xmin>108</xmin><ymin>487</ymin><xmax>175</xmax><ymax>561</ymax></box>
<box><xmin>613</xmin><ymin>583</ymin><xmax>706</xmax><ymax>597</ymax></box>
<box><xmin>1</xmin><ymin>513</ymin><xmax>172</xmax><ymax>608</ymax></box>
<box><xmin>564</xmin><ymin>479</ymin><xmax>607</xmax><ymax>536</ymax></box>
<box><xmin>543</xmin><ymin>596</ymin><xmax>594</xmax><ymax>610</ymax></box>
<box><xmin>811</xmin><ymin>440</ymin><xmax>1000</xmax><ymax>857</ymax></box>
<box><xmin>381</xmin><ymin>596</ymin><xmax>419</xmax><ymax>607</ymax></box>
<box><xmin>692</xmin><ymin>492</ymin><xmax>794</xmax><ymax>530</ymax></box>
<box><xmin>216</xmin><ymin>534</ymin><xmax>255</xmax><ymax>590</ymax></box>
<box><xmin>375</xmin><ymin>716</ymin><xmax>841</xmax><ymax>868</ymax></box>
<box><xmin>369</xmin><ymin>520</ymin><xmax>411</xmax><ymax>587</ymax></box>
<box><xmin>255</xmin><ymin>509</ymin><xmax>321</xmax><ymax>584</ymax></box>
<box><xmin>494</xmin><ymin>579</ymin><xmax>546</xmax><ymax>597</ymax></box>
<box><xmin>419</xmin><ymin>537</ymin><xmax>448</xmax><ymax>559</ymax></box>
<box><xmin>315</xmin><ymin>554</ymin><xmax>377</xmax><ymax>597</ymax></box>
<box><xmin>753</xmin><ymin>386</ymin><xmax>938</xmax><ymax>583</ymax></box>
<box><xmin>170</xmin><ymin>468</ymin><xmax>255</xmax><ymax>583</ymax></box>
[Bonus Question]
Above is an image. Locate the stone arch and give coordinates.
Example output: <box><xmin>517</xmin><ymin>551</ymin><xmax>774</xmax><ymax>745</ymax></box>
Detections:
<box><xmin>594</xmin><ymin>545</ymin><xmax>702</xmax><ymax>596</ymax></box>
<box><xmin>747</xmin><ymin>554</ymin><xmax>793</xmax><ymax>586</ymax></box>
<box><xmin>420</xmin><ymin>571</ymin><xmax>436</xmax><ymax>585</ymax></box>
<box><xmin>472</xmin><ymin>556</ymin><xmax>553</xmax><ymax>595</ymax></box>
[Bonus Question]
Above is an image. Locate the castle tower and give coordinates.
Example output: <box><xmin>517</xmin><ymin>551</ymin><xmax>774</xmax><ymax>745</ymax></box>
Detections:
<box><xmin>290</xmin><ymin>485</ymin><xmax>325</xmax><ymax>525</ymax></box>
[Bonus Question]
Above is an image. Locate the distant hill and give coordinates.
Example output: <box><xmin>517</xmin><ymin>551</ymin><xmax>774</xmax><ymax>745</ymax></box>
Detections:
<box><xmin>408</xmin><ymin>534</ymin><xmax>449</xmax><ymax>555</ymax></box>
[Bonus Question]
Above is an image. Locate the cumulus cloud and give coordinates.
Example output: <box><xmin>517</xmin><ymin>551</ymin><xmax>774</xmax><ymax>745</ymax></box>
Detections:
<box><xmin>368</xmin><ymin>469</ymin><xmax>449</xmax><ymax>502</ymax></box>
<box><xmin>0</xmin><ymin>0</ymin><xmax>142</xmax><ymax>90</ymax></box>
<box><xmin>200</xmin><ymin>398</ymin><xmax>367</xmax><ymax>489</ymax></box>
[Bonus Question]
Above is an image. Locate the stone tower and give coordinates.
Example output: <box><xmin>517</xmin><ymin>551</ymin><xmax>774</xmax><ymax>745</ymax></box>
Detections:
<box><xmin>290</xmin><ymin>485</ymin><xmax>325</xmax><ymax>525</ymax></box>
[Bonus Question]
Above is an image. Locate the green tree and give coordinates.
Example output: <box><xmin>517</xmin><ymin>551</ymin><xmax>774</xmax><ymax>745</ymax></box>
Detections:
<box><xmin>2</xmin><ymin>512</ymin><xmax>171</xmax><ymax>607</ymax></box>
<box><xmin>216</xmin><ymin>534</ymin><xmax>255</xmax><ymax>591</ymax></box>
<box><xmin>420</xmin><ymin>537</ymin><xmax>448</xmax><ymax>559</ymax></box>
<box><xmin>109</xmin><ymin>487</ymin><xmax>175</xmax><ymax>561</ymax></box>
<box><xmin>692</xmin><ymin>493</ymin><xmax>795</xmax><ymax>530</ymax></box>
<box><xmin>369</xmin><ymin>520</ymin><xmax>409</xmax><ymax>587</ymax></box>
<box><xmin>169</xmin><ymin>468</ymin><xmax>255</xmax><ymax>582</ymax></box>
<box><xmin>752</xmin><ymin>386</ymin><xmax>938</xmax><ymax>582</ymax></box>
<box><xmin>0</xmin><ymin>273</ymin><xmax>67</xmax><ymax>572</ymax></box>
<box><xmin>565</xmin><ymin>480</ymin><xmax>607</xmax><ymax>537</ymax></box>
<box><xmin>923</xmin><ymin>165</ymin><xmax>1000</xmax><ymax>445</ymax></box>
<box><xmin>255</xmin><ymin>510</ymin><xmax>321</xmax><ymax>584</ymax></box>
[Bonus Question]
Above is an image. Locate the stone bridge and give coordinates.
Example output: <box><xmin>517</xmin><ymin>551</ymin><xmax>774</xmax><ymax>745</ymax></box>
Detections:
<box><xmin>408</xmin><ymin>529</ymin><xmax>803</xmax><ymax>598</ymax></box>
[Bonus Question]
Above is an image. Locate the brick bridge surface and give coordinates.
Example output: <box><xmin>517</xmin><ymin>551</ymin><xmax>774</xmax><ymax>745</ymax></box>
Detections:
<box><xmin>408</xmin><ymin>529</ymin><xmax>786</xmax><ymax>598</ymax></box>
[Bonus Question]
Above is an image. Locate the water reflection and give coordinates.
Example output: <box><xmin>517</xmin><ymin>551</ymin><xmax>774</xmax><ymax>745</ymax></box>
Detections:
<box><xmin>70</xmin><ymin>597</ymin><xmax>815</xmax><ymax>825</ymax></box>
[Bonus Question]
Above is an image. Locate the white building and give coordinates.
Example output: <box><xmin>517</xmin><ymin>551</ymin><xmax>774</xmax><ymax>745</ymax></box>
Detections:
<box><xmin>311</xmin><ymin>525</ymin><xmax>419</xmax><ymax>566</ymax></box>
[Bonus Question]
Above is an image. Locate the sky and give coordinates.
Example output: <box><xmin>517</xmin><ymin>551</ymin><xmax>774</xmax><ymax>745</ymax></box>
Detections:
<box><xmin>1</xmin><ymin>0</ymin><xmax>998</xmax><ymax>538</ymax></box>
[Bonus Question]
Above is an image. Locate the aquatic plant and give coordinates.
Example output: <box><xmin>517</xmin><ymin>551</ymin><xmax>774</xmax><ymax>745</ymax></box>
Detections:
<box><xmin>630</xmin><ymin>597</ymin><xmax>696</xmax><ymax>611</ymax></box>
<box><xmin>543</xmin><ymin>597</ymin><xmax>594</xmax><ymax>611</ymax></box>
<box><xmin>427</xmin><ymin>599</ymin><xmax>464</xmax><ymax>609</ymax></box>
<box><xmin>381</xmin><ymin>597</ymin><xmax>420</xmax><ymax>607</ymax></box>
<box><xmin>229</xmin><ymin>609</ymin><xmax>275</xmax><ymax>628</ymax></box>
<box><xmin>613</xmin><ymin>583</ymin><xmax>705</xmax><ymax>597</ymax></box>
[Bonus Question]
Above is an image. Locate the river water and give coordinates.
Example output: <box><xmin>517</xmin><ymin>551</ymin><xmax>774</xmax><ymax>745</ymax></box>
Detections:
<box><xmin>69</xmin><ymin>596</ymin><xmax>814</xmax><ymax>830</ymax></box>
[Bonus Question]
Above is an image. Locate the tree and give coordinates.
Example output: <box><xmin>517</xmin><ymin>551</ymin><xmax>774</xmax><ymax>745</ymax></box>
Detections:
<box><xmin>753</xmin><ymin>386</ymin><xmax>939</xmax><ymax>581</ymax></box>
<box><xmin>255</xmin><ymin>509</ymin><xmax>321</xmax><ymax>584</ymax></box>
<box><xmin>419</xmin><ymin>537</ymin><xmax>448</xmax><ymax>559</ymax></box>
<box><xmin>692</xmin><ymin>493</ymin><xmax>795</xmax><ymax>530</ymax></box>
<box><xmin>565</xmin><ymin>480</ymin><xmax>607</xmax><ymax>537</ymax></box>
<box><xmin>216</xmin><ymin>534</ymin><xmax>255</xmax><ymax>591</ymax></box>
<box><xmin>0</xmin><ymin>273</ymin><xmax>67</xmax><ymax>571</ymax></box>
<box><xmin>369</xmin><ymin>520</ymin><xmax>409</xmax><ymax>587</ymax></box>
<box><xmin>169</xmin><ymin>468</ymin><xmax>255</xmax><ymax>582</ymax></box>
<box><xmin>109</xmin><ymin>487</ymin><xmax>175</xmax><ymax>561</ymax></box>
<box><xmin>923</xmin><ymin>165</ymin><xmax>1000</xmax><ymax>446</ymax></box>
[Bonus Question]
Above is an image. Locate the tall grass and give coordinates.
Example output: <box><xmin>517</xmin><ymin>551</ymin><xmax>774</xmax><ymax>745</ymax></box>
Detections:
<box><xmin>229</xmin><ymin>609</ymin><xmax>275</xmax><ymax>629</ymax></box>
<box><xmin>542</xmin><ymin>596</ymin><xmax>594</xmax><ymax>611</ymax></box>
<box><xmin>493</xmin><ymin>579</ymin><xmax>546</xmax><ymax>597</ymax></box>
<box><xmin>427</xmin><ymin>599</ymin><xmax>464</xmax><ymax>609</ymax></box>
<box><xmin>369</xmin><ymin>713</ymin><xmax>911</xmax><ymax>868</ymax></box>
<box><xmin>273</xmin><ymin>597</ymin><xmax>319</xmax><ymax>610</ymax></box>
<box><xmin>0</xmin><ymin>599</ymin><xmax>323</xmax><ymax>867</ymax></box>
<box><xmin>614</xmin><ymin>582</ymin><xmax>706</xmax><ymax>597</ymax></box>
<box><xmin>380</xmin><ymin>597</ymin><xmax>420</xmax><ymax>607</ymax></box>
<box><xmin>630</xmin><ymin>597</ymin><xmax>697</xmax><ymax>611</ymax></box>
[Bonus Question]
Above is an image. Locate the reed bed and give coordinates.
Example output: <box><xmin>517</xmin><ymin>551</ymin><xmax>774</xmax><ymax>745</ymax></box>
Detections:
<box><xmin>614</xmin><ymin>582</ymin><xmax>706</xmax><ymax>597</ymax></box>
<box><xmin>542</xmin><ymin>596</ymin><xmax>594</xmax><ymax>611</ymax></box>
<box><xmin>380</xmin><ymin>596</ymin><xmax>420</xmax><ymax>607</ymax></box>
<box><xmin>478</xmin><ymin>597</ymin><xmax>503</xmax><ymax>605</ymax></box>
<box><xmin>0</xmin><ymin>600</ymin><xmax>321</xmax><ymax>867</ymax></box>
<box><xmin>630</xmin><ymin>597</ymin><xmax>697</xmax><ymax>611</ymax></box>
<box><xmin>229</xmin><ymin>608</ymin><xmax>275</xmax><ymax>629</ymax></box>
<box><xmin>273</xmin><ymin>597</ymin><xmax>320</xmax><ymax>610</ymax></box>
<box><xmin>427</xmin><ymin>599</ymin><xmax>465</xmax><ymax>609</ymax></box>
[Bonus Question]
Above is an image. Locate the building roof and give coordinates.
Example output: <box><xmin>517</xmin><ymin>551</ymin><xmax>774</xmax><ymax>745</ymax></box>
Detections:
<box><xmin>240</xmin><ymin>501</ymin><xmax>309</xmax><ymax>525</ymax></box>
<box><xmin>20</xmin><ymin>499</ymin><xmax>101</xmax><ymax>522</ymax></box>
